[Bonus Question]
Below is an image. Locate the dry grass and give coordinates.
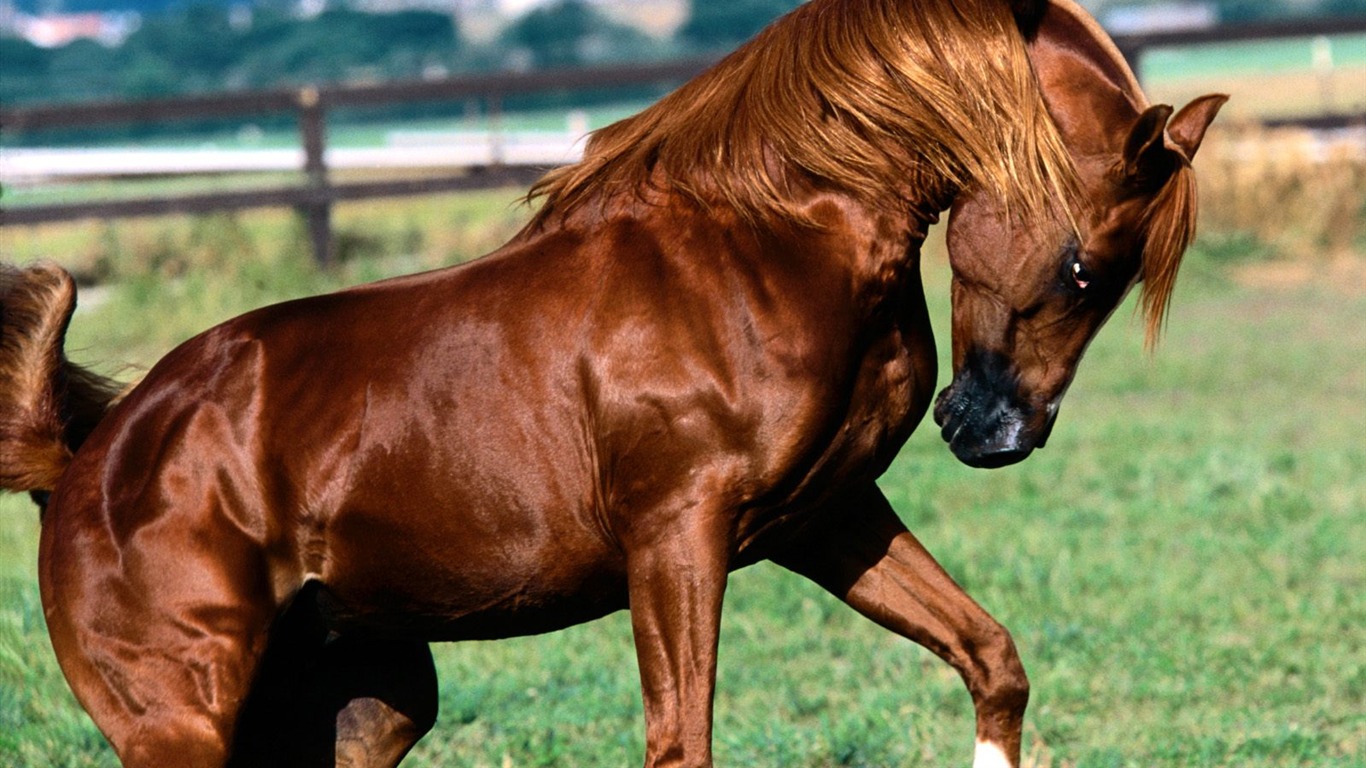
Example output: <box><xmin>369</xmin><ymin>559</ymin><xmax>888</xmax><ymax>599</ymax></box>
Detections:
<box><xmin>1147</xmin><ymin>68</ymin><xmax>1366</xmax><ymax>123</ymax></box>
<box><xmin>1193</xmin><ymin>123</ymin><xmax>1366</xmax><ymax>267</ymax></box>
<box><xmin>0</xmin><ymin>189</ymin><xmax>535</xmax><ymax>368</ymax></box>
<box><xmin>0</xmin><ymin>191</ymin><xmax>534</xmax><ymax>287</ymax></box>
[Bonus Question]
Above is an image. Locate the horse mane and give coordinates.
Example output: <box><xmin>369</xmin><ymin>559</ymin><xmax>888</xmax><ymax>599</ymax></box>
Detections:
<box><xmin>1138</xmin><ymin>162</ymin><xmax>1197</xmax><ymax>348</ymax></box>
<box><xmin>529</xmin><ymin>0</ymin><xmax>1081</xmax><ymax>227</ymax></box>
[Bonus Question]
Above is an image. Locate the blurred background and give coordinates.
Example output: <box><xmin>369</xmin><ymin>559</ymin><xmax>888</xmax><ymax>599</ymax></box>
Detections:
<box><xmin>2</xmin><ymin>0</ymin><xmax>1365</xmax><ymax>239</ymax></box>
<box><xmin>1</xmin><ymin>2</ymin><xmax>1363</xmax><ymax>767</ymax></box>
<box><xmin>1</xmin><ymin>0</ymin><xmax>1364</xmax><ymax>268</ymax></box>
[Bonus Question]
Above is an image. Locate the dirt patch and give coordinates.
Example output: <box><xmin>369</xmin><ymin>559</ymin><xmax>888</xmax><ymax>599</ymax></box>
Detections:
<box><xmin>1233</xmin><ymin>253</ymin><xmax>1366</xmax><ymax>296</ymax></box>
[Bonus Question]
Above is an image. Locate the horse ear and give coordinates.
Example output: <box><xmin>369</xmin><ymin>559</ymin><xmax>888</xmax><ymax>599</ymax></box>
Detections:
<box><xmin>1121</xmin><ymin>95</ymin><xmax>1228</xmax><ymax>188</ymax></box>
<box><xmin>1122</xmin><ymin>104</ymin><xmax>1176</xmax><ymax>188</ymax></box>
<box><xmin>1166</xmin><ymin>93</ymin><xmax>1229</xmax><ymax>162</ymax></box>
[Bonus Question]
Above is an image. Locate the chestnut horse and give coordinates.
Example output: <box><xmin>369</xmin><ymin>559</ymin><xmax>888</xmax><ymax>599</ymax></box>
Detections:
<box><xmin>0</xmin><ymin>1</ymin><xmax>1224</xmax><ymax>766</ymax></box>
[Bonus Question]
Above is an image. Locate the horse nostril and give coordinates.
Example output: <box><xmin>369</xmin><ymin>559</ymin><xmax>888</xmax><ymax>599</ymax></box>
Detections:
<box><xmin>933</xmin><ymin>390</ymin><xmax>972</xmax><ymax>444</ymax></box>
<box><xmin>932</xmin><ymin>387</ymin><xmax>956</xmax><ymax>428</ymax></box>
<box><xmin>958</xmin><ymin>446</ymin><xmax>1032</xmax><ymax>469</ymax></box>
<box><xmin>938</xmin><ymin>392</ymin><xmax>1040</xmax><ymax>468</ymax></box>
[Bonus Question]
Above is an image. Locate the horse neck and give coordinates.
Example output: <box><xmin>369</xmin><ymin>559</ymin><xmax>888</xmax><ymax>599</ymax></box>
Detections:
<box><xmin>1050</xmin><ymin>1</ymin><xmax>1144</xmax><ymax>96</ymax></box>
<box><xmin>528</xmin><ymin>158</ymin><xmax>956</xmax><ymax>280</ymax></box>
<box><xmin>770</xmin><ymin>171</ymin><xmax>956</xmax><ymax>299</ymax></box>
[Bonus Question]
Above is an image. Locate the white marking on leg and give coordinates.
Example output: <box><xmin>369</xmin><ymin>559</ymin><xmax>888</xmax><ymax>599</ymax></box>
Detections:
<box><xmin>973</xmin><ymin>740</ymin><xmax>1012</xmax><ymax>768</ymax></box>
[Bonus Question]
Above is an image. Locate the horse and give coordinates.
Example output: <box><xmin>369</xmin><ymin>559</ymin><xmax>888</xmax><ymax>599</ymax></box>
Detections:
<box><xmin>0</xmin><ymin>0</ymin><xmax>1224</xmax><ymax>765</ymax></box>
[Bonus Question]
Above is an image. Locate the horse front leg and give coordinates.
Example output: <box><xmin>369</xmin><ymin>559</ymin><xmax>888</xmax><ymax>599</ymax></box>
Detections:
<box><xmin>623</xmin><ymin>506</ymin><xmax>732</xmax><ymax>768</ymax></box>
<box><xmin>770</xmin><ymin>484</ymin><xmax>1029</xmax><ymax>768</ymax></box>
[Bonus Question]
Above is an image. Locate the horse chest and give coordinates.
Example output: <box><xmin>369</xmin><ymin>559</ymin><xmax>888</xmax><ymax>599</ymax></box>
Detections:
<box><xmin>726</xmin><ymin>319</ymin><xmax>936</xmax><ymax>555</ymax></box>
<box><xmin>817</xmin><ymin>322</ymin><xmax>935</xmax><ymax>481</ymax></box>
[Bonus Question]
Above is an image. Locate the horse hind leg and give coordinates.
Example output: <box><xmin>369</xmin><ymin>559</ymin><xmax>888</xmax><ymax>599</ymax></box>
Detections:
<box><xmin>41</xmin><ymin>483</ymin><xmax>433</xmax><ymax>766</ymax></box>
<box><xmin>230</xmin><ymin>583</ymin><xmax>438</xmax><ymax>767</ymax></box>
<box><xmin>47</xmin><ymin>572</ymin><xmax>434</xmax><ymax>768</ymax></box>
<box><xmin>40</xmin><ymin>521</ymin><xmax>281</xmax><ymax>767</ymax></box>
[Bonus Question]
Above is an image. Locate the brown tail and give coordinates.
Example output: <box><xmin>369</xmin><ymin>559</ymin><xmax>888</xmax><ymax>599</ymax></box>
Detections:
<box><xmin>1</xmin><ymin>263</ymin><xmax>124</xmax><ymax>495</ymax></box>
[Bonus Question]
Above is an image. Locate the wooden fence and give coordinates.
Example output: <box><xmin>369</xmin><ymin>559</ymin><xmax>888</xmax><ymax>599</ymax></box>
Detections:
<box><xmin>1</xmin><ymin>58</ymin><xmax>714</xmax><ymax>264</ymax></box>
<box><xmin>3</xmin><ymin>16</ymin><xmax>1365</xmax><ymax>265</ymax></box>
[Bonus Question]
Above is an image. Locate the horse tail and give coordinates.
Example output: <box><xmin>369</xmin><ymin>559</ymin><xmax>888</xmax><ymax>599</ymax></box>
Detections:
<box><xmin>0</xmin><ymin>263</ymin><xmax>124</xmax><ymax>496</ymax></box>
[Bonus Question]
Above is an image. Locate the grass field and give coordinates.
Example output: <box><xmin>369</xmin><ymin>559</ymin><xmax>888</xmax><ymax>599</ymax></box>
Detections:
<box><xmin>2</xmin><ymin>140</ymin><xmax>1365</xmax><ymax>767</ymax></box>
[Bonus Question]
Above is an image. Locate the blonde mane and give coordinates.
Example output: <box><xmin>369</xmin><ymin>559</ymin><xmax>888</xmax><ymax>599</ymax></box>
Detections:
<box><xmin>530</xmin><ymin>0</ymin><xmax>1081</xmax><ymax>226</ymax></box>
<box><xmin>1138</xmin><ymin>162</ymin><xmax>1198</xmax><ymax>347</ymax></box>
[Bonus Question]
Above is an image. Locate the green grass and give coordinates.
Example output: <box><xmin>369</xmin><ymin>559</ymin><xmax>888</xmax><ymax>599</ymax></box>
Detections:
<box><xmin>2</xmin><ymin>172</ymin><xmax>312</xmax><ymax>208</ymax></box>
<box><xmin>1</xmin><ymin>201</ymin><xmax>1363</xmax><ymax>767</ymax></box>
<box><xmin>1142</xmin><ymin>33</ymin><xmax>1366</xmax><ymax>79</ymax></box>
<box><xmin>0</xmin><ymin>100</ymin><xmax>656</xmax><ymax>153</ymax></box>
<box><xmin>0</xmin><ymin>98</ymin><xmax>655</xmax><ymax>210</ymax></box>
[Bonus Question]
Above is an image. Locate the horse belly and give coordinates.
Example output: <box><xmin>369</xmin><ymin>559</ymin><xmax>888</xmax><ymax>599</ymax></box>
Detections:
<box><xmin>315</xmin><ymin>491</ymin><xmax>627</xmax><ymax>641</ymax></box>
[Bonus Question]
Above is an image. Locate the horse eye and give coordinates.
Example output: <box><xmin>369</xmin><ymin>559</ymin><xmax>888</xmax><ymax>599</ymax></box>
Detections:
<box><xmin>1070</xmin><ymin>260</ymin><xmax>1092</xmax><ymax>290</ymax></box>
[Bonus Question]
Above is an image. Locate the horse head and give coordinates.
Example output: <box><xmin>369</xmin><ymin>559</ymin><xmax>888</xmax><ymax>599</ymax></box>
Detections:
<box><xmin>934</xmin><ymin>0</ymin><xmax>1226</xmax><ymax>468</ymax></box>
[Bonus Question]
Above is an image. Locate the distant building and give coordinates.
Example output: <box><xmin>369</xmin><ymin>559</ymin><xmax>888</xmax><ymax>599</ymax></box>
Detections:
<box><xmin>447</xmin><ymin>0</ymin><xmax>687</xmax><ymax>44</ymax></box>
<box><xmin>296</xmin><ymin>0</ymin><xmax>328</xmax><ymax>19</ymax></box>
<box><xmin>0</xmin><ymin>0</ymin><xmax>16</xmax><ymax>38</ymax></box>
<box><xmin>1101</xmin><ymin>3</ymin><xmax>1216</xmax><ymax>35</ymax></box>
<box><xmin>7</xmin><ymin>10</ymin><xmax>141</xmax><ymax>48</ymax></box>
<box><xmin>593</xmin><ymin>0</ymin><xmax>686</xmax><ymax>39</ymax></box>
<box><xmin>325</xmin><ymin>0</ymin><xmax>686</xmax><ymax>44</ymax></box>
<box><xmin>452</xmin><ymin>0</ymin><xmax>504</xmax><ymax>44</ymax></box>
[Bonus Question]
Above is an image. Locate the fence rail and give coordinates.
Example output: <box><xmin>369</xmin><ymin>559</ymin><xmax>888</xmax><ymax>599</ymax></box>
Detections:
<box><xmin>1112</xmin><ymin>14</ymin><xmax>1366</xmax><ymax>64</ymax></box>
<box><xmin>2</xmin><ymin>58</ymin><xmax>716</xmax><ymax>264</ymax></box>
<box><xmin>3</xmin><ymin>18</ymin><xmax>1365</xmax><ymax>264</ymax></box>
<box><xmin>0</xmin><ymin>166</ymin><xmax>547</xmax><ymax>227</ymax></box>
<box><xmin>0</xmin><ymin>57</ymin><xmax>717</xmax><ymax>134</ymax></box>
<box><xmin>1</xmin><ymin>135</ymin><xmax>586</xmax><ymax>181</ymax></box>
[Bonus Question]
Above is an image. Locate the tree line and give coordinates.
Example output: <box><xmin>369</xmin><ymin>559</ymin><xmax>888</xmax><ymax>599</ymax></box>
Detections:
<box><xmin>0</xmin><ymin>0</ymin><xmax>805</xmax><ymax>108</ymax></box>
<box><xmin>1086</xmin><ymin>0</ymin><xmax>1366</xmax><ymax>24</ymax></box>
<box><xmin>3</xmin><ymin>0</ymin><xmax>1364</xmax><ymax>110</ymax></box>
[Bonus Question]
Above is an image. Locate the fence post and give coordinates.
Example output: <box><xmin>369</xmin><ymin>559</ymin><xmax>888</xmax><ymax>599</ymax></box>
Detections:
<box><xmin>297</xmin><ymin>87</ymin><xmax>334</xmax><ymax>267</ymax></box>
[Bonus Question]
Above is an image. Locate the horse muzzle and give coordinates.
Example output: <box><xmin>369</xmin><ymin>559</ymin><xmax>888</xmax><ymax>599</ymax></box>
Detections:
<box><xmin>932</xmin><ymin>352</ymin><xmax>1058</xmax><ymax>469</ymax></box>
